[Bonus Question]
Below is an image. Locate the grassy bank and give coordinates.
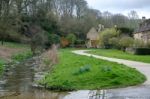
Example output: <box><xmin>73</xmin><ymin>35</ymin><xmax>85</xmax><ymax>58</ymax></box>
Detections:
<box><xmin>0</xmin><ymin>42</ymin><xmax>31</xmax><ymax>75</ymax></box>
<box><xmin>88</xmin><ymin>49</ymin><xmax>150</xmax><ymax>63</ymax></box>
<box><xmin>11</xmin><ymin>51</ymin><xmax>32</xmax><ymax>62</ymax></box>
<box><xmin>40</xmin><ymin>49</ymin><xmax>146</xmax><ymax>91</ymax></box>
<box><xmin>0</xmin><ymin>59</ymin><xmax>5</xmax><ymax>75</ymax></box>
<box><xmin>2</xmin><ymin>42</ymin><xmax>29</xmax><ymax>49</ymax></box>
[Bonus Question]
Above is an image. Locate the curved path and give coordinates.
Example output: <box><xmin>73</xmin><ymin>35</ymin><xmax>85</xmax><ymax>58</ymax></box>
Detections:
<box><xmin>72</xmin><ymin>50</ymin><xmax>150</xmax><ymax>85</ymax></box>
<box><xmin>71</xmin><ymin>50</ymin><xmax>150</xmax><ymax>99</ymax></box>
<box><xmin>1</xmin><ymin>50</ymin><xmax>150</xmax><ymax>99</ymax></box>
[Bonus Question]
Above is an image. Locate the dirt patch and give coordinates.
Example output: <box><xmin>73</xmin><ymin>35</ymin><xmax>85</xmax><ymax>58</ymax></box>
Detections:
<box><xmin>0</xmin><ymin>46</ymin><xmax>25</xmax><ymax>62</ymax></box>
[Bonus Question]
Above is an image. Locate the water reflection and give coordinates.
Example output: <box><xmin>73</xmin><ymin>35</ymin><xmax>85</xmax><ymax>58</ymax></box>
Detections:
<box><xmin>0</xmin><ymin>59</ymin><xmax>68</xmax><ymax>99</ymax></box>
<box><xmin>1</xmin><ymin>59</ymin><xmax>150</xmax><ymax>99</ymax></box>
<box><xmin>0</xmin><ymin>91</ymin><xmax>68</xmax><ymax>99</ymax></box>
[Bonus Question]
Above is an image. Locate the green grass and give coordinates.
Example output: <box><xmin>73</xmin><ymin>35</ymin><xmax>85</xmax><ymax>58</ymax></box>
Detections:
<box><xmin>0</xmin><ymin>59</ymin><xmax>5</xmax><ymax>75</ymax></box>
<box><xmin>88</xmin><ymin>49</ymin><xmax>150</xmax><ymax>63</ymax></box>
<box><xmin>11</xmin><ymin>51</ymin><xmax>32</xmax><ymax>62</ymax></box>
<box><xmin>0</xmin><ymin>42</ymin><xmax>31</xmax><ymax>75</ymax></box>
<box><xmin>2</xmin><ymin>41</ymin><xmax>29</xmax><ymax>49</ymax></box>
<box><xmin>40</xmin><ymin>49</ymin><xmax>146</xmax><ymax>91</ymax></box>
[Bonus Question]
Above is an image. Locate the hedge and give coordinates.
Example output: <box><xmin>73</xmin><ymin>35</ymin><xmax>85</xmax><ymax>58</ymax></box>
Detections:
<box><xmin>134</xmin><ymin>48</ymin><xmax>150</xmax><ymax>55</ymax></box>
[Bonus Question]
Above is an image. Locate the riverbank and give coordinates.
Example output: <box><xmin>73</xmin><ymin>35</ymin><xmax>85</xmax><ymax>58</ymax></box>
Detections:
<box><xmin>39</xmin><ymin>49</ymin><xmax>146</xmax><ymax>91</ymax></box>
<box><xmin>0</xmin><ymin>59</ymin><xmax>5</xmax><ymax>75</ymax></box>
<box><xmin>0</xmin><ymin>42</ymin><xmax>31</xmax><ymax>76</ymax></box>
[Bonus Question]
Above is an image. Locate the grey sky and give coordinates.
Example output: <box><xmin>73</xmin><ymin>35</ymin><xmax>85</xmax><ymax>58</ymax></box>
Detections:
<box><xmin>86</xmin><ymin>0</ymin><xmax>150</xmax><ymax>18</ymax></box>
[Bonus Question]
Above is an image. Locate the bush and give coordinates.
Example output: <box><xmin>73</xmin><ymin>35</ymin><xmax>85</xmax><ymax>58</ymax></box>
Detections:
<box><xmin>116</xmin><ymin>27</ymin><xmax>134</xmax><ymax>37</ymax></box>
<box><xmin>101</xmin><ymin>66</ymin><xmax>112</xmax><ymax>72</ymax></box>
<box><xmin>73</xmin><ymin>65</ymin><xmax>91</xmax><ymax>75</ymax></box>
<box><xmin>75</xmin><ymin>39</ymin><xmax>85</xmax><ymax>45</ymax></box>
<box><xmin>109</xmin><ymin>37</ymin><xmax>120</xmax><ymax>49</ymax></box>
<box><xmin>134</xmin><ymin>48</ymin><xmax>150</xmax><ymax>55</ymax></box>
<box><xmin>133</xmin><ymin>39</ymin><xmax>146</xmax><ymax>48</ymax></box>
<box><xmin>75</xmin><ymin>39</ymin><xmax>86</xmax><ymax>48</ymax></box>
<box><xmin>119</xmin><ymin>36</ymin><xmax>134</xmax><ymax>51</ymax></box>
<box><xmin>46</xmin><ymin>33</ymin><xmax>60</xmax><ymax>48</ymax></box>
<box><xmin>60</xmin><ymin>37</ymin><xmax>70</xmax><ymax>48</ymax></box>
<box><xmin>100</xmin><ymin>28</ymin><xmax>120</xmax><ymax>48</ymax></box>
<box><xmin>66</xmin><ymin>33</ymin><xmax>77</xmax><ymax>47</ymax></box>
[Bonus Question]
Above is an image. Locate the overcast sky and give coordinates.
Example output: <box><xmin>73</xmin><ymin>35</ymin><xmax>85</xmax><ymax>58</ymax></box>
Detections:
<box><xmin>86</xmin><ymin>0</ymin><xmax>150</xmax><ymax>18</ymax></box>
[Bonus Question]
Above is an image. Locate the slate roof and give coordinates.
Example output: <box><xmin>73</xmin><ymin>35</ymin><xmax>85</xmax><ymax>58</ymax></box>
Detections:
<box><xmin>135</xmin><ymin>19</ymin><xmax>150</xmax><ymax>33</ymax></box>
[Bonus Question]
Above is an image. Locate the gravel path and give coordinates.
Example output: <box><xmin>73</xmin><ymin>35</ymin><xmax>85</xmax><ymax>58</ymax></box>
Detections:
<box><xmin>72</xmin><ymin>50</ymin><xmax>150</xmax><ymax>85</ymax></box>
<box><xmin>70</xmin><ymin>50</ymin><xmax>150</xmax><ymax>99</ymax></box>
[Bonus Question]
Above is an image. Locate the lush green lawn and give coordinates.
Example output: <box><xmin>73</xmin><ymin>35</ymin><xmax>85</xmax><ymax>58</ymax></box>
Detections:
<box><xmin>40</xmin><ymin>49</ymin><xmax>146</xmax><ymax>91</ymax></box>
<box><xmin>88</xmin><ymin>49</ymin><xmax>150</xmax><ymax>63</ymax></box>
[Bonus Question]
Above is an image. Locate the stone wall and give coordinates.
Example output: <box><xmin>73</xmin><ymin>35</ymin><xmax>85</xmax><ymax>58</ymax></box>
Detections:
<box><xmin>134</xmin><ymin>31</ymin><xmax>150</xmax><ymax>43</ymax></box>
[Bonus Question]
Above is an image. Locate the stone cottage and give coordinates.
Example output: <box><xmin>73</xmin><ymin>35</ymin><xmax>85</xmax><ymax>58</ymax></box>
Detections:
<box><xmin>86</xmin><ymin>24</ymin><xmax>104</xmax><ymax>48</ymax></box>
<box><xmin>134</xmin><ymin>17</ymin><xmax>150</xmax><ymax>43</ymax></box>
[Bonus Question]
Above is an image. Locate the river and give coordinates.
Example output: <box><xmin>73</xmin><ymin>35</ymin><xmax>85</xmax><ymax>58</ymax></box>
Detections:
<box><xmin>0</xmin><ymin>58</ymin><xmax>150</xmax><ymax>99</ymax></box>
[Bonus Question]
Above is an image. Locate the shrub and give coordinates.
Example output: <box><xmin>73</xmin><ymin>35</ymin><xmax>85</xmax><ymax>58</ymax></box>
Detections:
<box><xmin>75</xmin><ymin>40</ymin><xmax>86</xmax><ymax>48</ymax></box>
<box><xmin>66</xmin><ymin>33</ymin><xmax>77</xmax><ymax>47</ymax></box>
<box><xmin>100</xmin><ymin>28</ymin><xmax>120</xmax><ymax>48</ymax></box>
<box><xmin>119</xmin><ymin>36</ymin><xmax>134</xmax><ymax>51</ymax></box>
<box><xmin>46</xmin><ymin>33</ymin><xmax>60</xmax><ymax>48</ymax></box>
<box><xmin>133</xmin><ymin>39</ymin><xmax>146</xmax><ymax>48</ymax></box>
<box><xmin>116</xmin><ymin>27</ymin><xmax>134</xmax><ymax>37</ymax></box>
<box><xmin>126</xmin><ymin>47</ymin><xmax>150</xmax><ymax>55</ymax></box>
<box><xmin>109</xmin><ymin>37</ymin><xmax>120</xmax><ymax>49</ymax></box>
<box><xmin>60</xmin><ymin>37</ymin><xmax>70</xmax><ymax>47</ymax></box>
<box><xmin>101</xmin><ymin>66</ymin><xmax>112</xmax><ymax>72</ymax></box>
<box><xmin>73</xmin><ymin>65</ymin><xmax>91</xmax><ymax>75</ymax></box>
<box><xmin>75</xmin><ymin>39</ymin><xmax>85</xmax><ymax>44</ymax></box>
<box><xmin>134</xmin><ymin>48</ymin><xmax>150</xmax><ymax>55</ymax></box>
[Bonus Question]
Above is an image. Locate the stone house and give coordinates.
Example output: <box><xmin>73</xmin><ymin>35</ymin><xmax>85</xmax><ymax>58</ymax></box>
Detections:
<box><xmin>86</xmin><ymin>24</ymin><xmax>104</xmax><ymax>48</ymax></box>
<box><xmin>134</xmin><ymin>18</ymin><xmax>150</xmax><ymax>43</ymax></box>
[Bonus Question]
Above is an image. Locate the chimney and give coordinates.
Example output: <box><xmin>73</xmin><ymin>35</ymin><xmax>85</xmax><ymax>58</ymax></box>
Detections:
<box><xmin>142</xmin><ymin>16</ymin><xmax>146</xmax><ymax>22</ymax></box>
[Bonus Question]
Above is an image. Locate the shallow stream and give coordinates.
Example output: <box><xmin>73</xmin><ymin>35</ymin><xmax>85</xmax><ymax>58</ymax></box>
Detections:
<box><xmin>0</xmin><ymin>58</ymin><xmax>150</xmax><ymax>99</ymax></box>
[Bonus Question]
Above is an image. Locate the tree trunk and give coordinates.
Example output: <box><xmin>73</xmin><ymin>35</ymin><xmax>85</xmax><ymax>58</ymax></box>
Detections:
<box><xmin>122</xmin><ymin>47</ymin><xmax>126</xmax><ymax>52</ymax></box>
<box><xmin>1</xmin><ymin>38</ymin><xmax>4</xmax><ymax>45</ymax></box>
<box><xmin>31</xmin><ymin>42</ymin><xmax>37</xmax><ymax>55</ymax></box>
<box><xmin>1</xmin><ymin>41</ymin><xmax>3</xmax><ymax>45</ymax></box>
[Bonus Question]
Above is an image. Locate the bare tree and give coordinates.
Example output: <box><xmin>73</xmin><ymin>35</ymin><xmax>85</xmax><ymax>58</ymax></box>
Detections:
<box><xmin>128</xmin><ymin>10</ymin><xmax>139</xmax><ymax>29</ymax></box>
<box><xmin>0</xmin><ymin>0</ymin><xmax>12</xmax><ymax>45</ymax></box>
<box><xmin>75</xmin><ymin>0</ymin><xmax>87</xmax><ymax>19</ymax></box>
